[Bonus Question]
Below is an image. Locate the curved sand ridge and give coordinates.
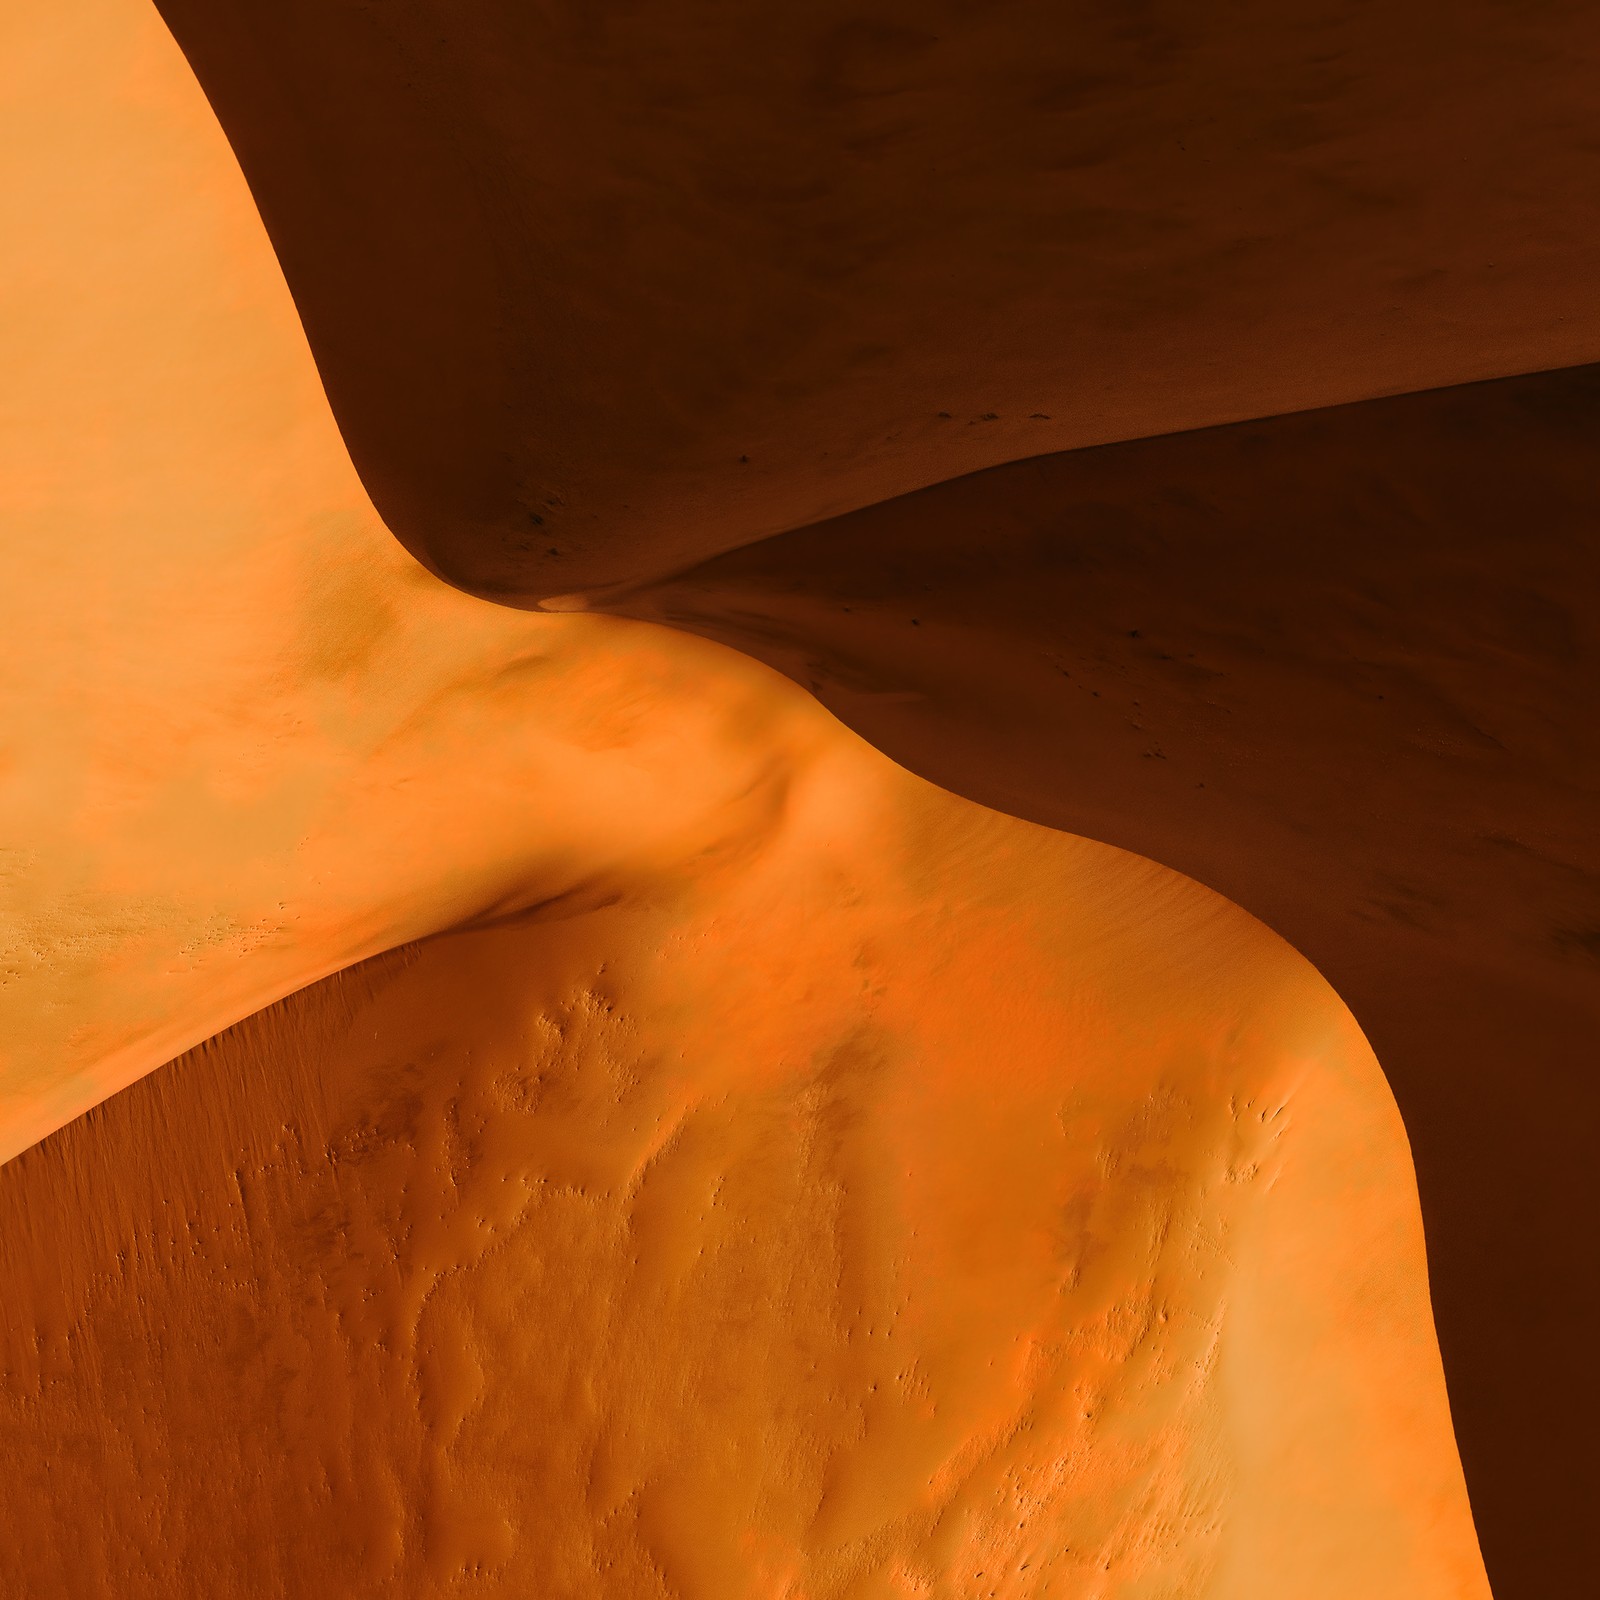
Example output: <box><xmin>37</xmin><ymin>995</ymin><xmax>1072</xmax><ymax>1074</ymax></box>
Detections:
<box><xmin>0</xmin><ymin>0</ymin><xmax>816</xmax><ymax>1159</ymax></box>
<box><xmin>3</xmin><ymin>752</ymin><xmax>1487</xmax><ymax>1597</ymax></box>
<box><xmin>602</xmin><ymin>364</ymin><xmax>1600</xmax><ymax>1598</ymax></box>
<box><xmin>0</xmin><ymin>0</ymin><xmax>1490</xmax><ymax>1594</ymax></box>
<box><xmin>145</xmin><ymin>23</ymin><xmax>1600</xmax><ymax>1583</ymax></box>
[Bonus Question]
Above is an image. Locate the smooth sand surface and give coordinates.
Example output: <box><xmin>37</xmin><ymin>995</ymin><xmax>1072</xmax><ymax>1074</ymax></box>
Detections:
<box><xmin>605</xmin><ymin>367</ymin><xmax>1600</xmax><ymax>1597</ymax></box>
<box><xmin>153</xmin><ymin>0</ymin><xmax>1600</xmax><ymax>597</ymax></box>
<box><xmin>0</xmin><ymin>752</ymin><xmax>1488</xmax><ymax>1597</ymax></box>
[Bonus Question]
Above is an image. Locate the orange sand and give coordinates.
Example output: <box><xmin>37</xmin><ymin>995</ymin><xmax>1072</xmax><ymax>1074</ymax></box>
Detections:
<box><xmin>1</xmin><ymin>746</ymin><xmax>1488</xmax><ymax>1596</ymax></box>
<box><xmin>0</xmin><ymin>1</ymin><xmax>1495</xmax><ymax>1594</ymax></box>
<box><xmin>603</xmin><ymin>363</ymin><xmax>1600</xmax><ymax>1595</ymax></box>
<box><xmin>0</xmin><ymin>0</ymin><xmax>817</xmax><ymax>1160</ymax></box>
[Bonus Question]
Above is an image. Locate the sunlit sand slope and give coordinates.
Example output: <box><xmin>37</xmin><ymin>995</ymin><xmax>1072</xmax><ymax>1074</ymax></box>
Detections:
<box><xmin>603</xmin><ymin>361</ymin><xmax>1600</xmax><ymax>1596</ymax></box>
<box><xmin>0</xmin><ymin>0</ymin><xmax>804</xmax><ymax>1157</ymax></box>
<box><xmin>0</xmin><ymin>755</ymin><xmax>1487</xmax><ymax>1598</ymax></box>
<box><xmin>0</xmin><ymin>5</ymin><xmax>1490</xmax><ymax>1595</ymax></box>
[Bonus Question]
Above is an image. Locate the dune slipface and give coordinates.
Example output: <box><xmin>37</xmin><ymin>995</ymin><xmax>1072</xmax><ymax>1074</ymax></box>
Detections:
<box><xmin>135</xmin><ymin>10</ymin><xmax>1600</xmax><ymax>1584</ymax></box>
<box><xmin>156</xmin><ymin>0</ymin><xmax>1600</xmax><ymax>597</ymax></box>
<box><xmin>1</xmin><ymin>741</ymin><xmax>1488</xmax><ymax>1597</ymax></box>
<box><xmin>602</xmin><ymin>362</ymin><xmax>1600</xmax><ymax>1597</ymax></box>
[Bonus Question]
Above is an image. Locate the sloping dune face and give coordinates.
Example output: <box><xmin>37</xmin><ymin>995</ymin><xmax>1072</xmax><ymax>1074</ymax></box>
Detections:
<box><xmin>130</xmin><ymin>11</ymin><xmax>1600</xmax><ymax>1586</ymax></box>
<box><xmin>0</xmin><ymin>1</ymin><xmax>1496</xmax><ymax>1595</ymax></box>
<box><xmin>154</xmin><ymin>0</ymin><xmax>1600</xmax><ymax>597</ymax></box>
<box><xmin>1</xmin><ymin>761</ymin><xmax>1488</xmax><ymax>1597</ymax></box>
<box><xmin>0</xmin><ymin>0</ymin><xmax>827</xmax><ymax>1160</ymax></box>
<box><xmin>605</xmin><ymin>362</ymin><xmax>1600</xmax><ymax>1597</ymax></box>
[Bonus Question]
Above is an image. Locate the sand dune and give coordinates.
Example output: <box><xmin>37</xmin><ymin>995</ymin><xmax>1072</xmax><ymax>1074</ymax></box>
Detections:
<box><xmin>603</xmin><ymin>365</ymin><xmax>1600</xmax><ymax>1596</ymax></box>
<box><xmin>154</xmin><ymin>0</ymin><xmax>1600</xmax><ymax>597</ymax></box>
<box><xmin>0</xmin><ymin>0</ymin><xmax>822</xmax><ymax>1163</ymax></box>
<box><xmin>3</xmin><ymin>0</ymin><xmax>1580</xmax><ymax>1593</ymax></box>
<box><xmin>1</xmin><ymin>749</ymin><xmax>1487</xmax><ymax>1596</ymax></box>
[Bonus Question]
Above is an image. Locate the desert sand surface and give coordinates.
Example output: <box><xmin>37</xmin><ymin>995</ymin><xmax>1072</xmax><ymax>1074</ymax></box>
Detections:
<box><xmin>1</xmin><ymin>755</ymin><xmax>1489</xmax><ymax>1598</ymax></box>
<box><xmin>606</xmin><ymin>365</ymin><xmax>1600</xmax><ymax>1597</ymax></box>
<box><xmin>0</xmin><ymin>0</ymin><xmax>1570</xmax><ymax>1594</ymax></box>
<box><xmin>153</xmin><ymin>0</ymin><xmax>1600</xmax><ymax>596</ymax></box>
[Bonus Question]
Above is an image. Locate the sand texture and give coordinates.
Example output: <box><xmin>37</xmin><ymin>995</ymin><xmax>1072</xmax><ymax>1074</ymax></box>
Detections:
<box><xmin>4</xmin><ymin>0</ymin><xmax>1588</xmax><ymax>1592</ymax></box>
<box><xmin>1</xmin><ymin>759</ymin><xmax>1488</xmax><ymax>1597</ymax></box>
<box><xmin>155</xmin><ymin>0</ymin><xmax>1600</xmax><ymax>596</ymax></box>
<box><xmin>603</xmin><ymin>363</ymin><xmax>1600</xmax><ymax>1598</ymax></box>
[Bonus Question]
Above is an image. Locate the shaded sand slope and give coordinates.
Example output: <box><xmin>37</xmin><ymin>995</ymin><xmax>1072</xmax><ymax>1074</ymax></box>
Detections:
<box><xmin>0</xmin><ymin>744</ymin><xmax>1487</xmax><ymax>1598</ymax></box>
<box><xmin>0</xmin><ymin>4</ymin><xmax>1512</xmax><ymax>1593</ymax></box>
<box><xmin>604</xmin><ymin>362</ymin><xmax>1600</xmax><ymax>1598</ymax></box>
<box><xmin>155</xmin><ymin>0</ymin><xmax>1600</xmax><ymax>595</ymax></box>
